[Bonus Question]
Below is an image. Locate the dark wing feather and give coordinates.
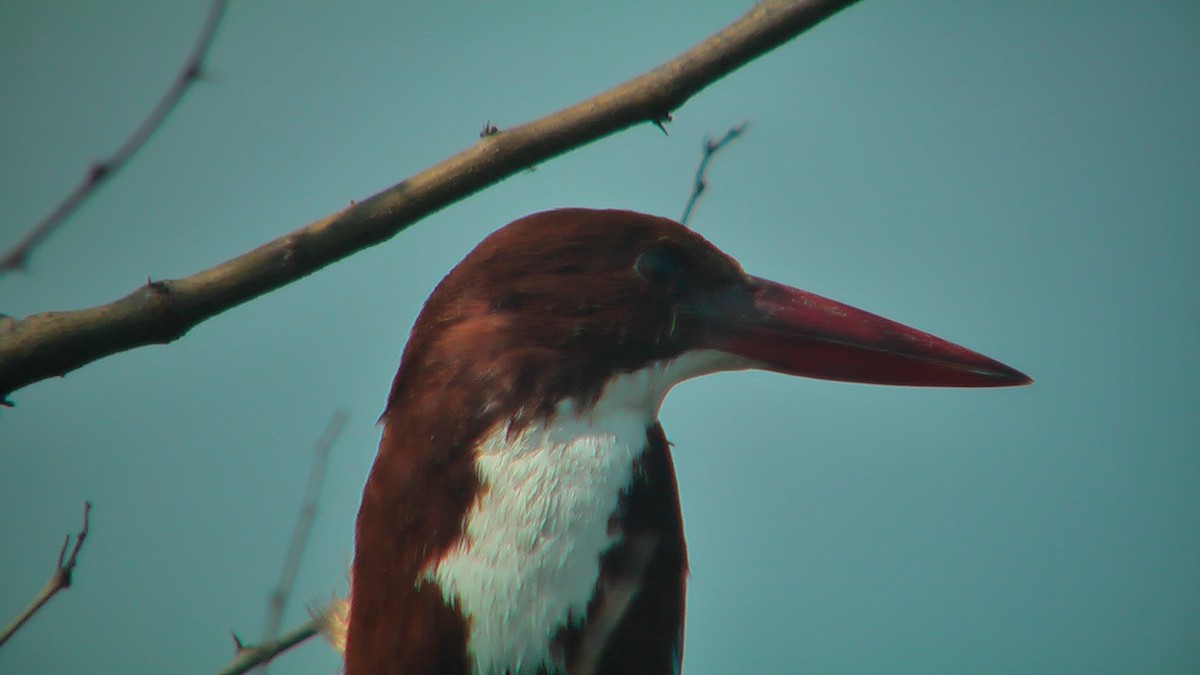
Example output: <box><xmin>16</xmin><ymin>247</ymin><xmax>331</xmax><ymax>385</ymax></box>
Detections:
<box><xmin>556</xmin><ymin>423</ymin><xmax>688</xmax><ymax>675</ymax></box>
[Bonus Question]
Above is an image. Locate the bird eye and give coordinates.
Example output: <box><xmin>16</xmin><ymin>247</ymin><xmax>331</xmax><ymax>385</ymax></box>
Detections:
<box><xmin>634</xmin><ymin>247</ymin><xmax>686</xmax><ymax>292</ymax></box>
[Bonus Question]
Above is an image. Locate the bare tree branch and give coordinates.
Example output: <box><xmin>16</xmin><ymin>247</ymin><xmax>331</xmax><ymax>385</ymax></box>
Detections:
<box><xmin>679</xmin><ymin>123</ymin><xmax>749</xmax><ymax>227</ymax></box>
<box><xmin>0</xmin><ymin>0</ymin><xmax>862</xmax><ymax>403</ymax></box>
<box><xmin>256</xmin><ymin>411</ymin><xmax>348</xmax><ymax>673</ymax></box>
<box><xmin>217</xmin><ymin>617</ymin><xmax>319</xmax><ymax>675</ymax></box>
<box><xmin>0</xmin><ymin>0</ymin><xmax>230</xmax><ymax>274</ymax></box>
<box><xmin>0</xmin><ymin>502</ymin><xmax>92</xmax><ymax>648</ymax></box>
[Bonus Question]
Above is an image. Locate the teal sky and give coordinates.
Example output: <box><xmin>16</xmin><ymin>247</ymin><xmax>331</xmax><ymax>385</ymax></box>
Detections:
<box><xmin>2</xmin><ymin>2</ymin><xmax>1197</xmax><ymax>673</ymax></box>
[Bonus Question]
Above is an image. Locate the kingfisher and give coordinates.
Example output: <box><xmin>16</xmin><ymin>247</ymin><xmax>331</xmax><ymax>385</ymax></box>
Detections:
<box><xmin>343</xmin><ymin>208</ymin><xmax>1030</xmax><ymax>674</ymax></box>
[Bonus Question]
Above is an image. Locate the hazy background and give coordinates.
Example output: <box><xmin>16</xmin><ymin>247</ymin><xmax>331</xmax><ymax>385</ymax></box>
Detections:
<box><xmin>2</xmin><ymin>1</ymin><xmax>1197</xmax><ymax>673</ymax></box>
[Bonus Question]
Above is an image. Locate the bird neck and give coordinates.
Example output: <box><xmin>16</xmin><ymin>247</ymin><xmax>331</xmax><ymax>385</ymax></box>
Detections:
<box><xmin>349</xmin><ymin>350</ymin><xmax>739</xmax><ymax>674</ymax></box>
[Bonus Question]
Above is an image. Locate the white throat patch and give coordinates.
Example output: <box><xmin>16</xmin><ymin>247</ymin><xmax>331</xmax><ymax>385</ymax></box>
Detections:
<box><xmin>424</xmin><ymin>349</ymin><xmax>748</xmax><ymax>674</ymax></box>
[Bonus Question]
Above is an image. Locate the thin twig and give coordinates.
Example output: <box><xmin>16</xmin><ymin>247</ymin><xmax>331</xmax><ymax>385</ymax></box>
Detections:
<box><xmin>216</xmin><ymin>617</ymin><xmax>319</xmax><ymax>675</ymax></box>
<box><xmin>256</xmin><ymin>411</ymin><xmax>349</xmax><ymax>673</ymax></box>
<box><xmin>0</xmin><ymin>0</ymin><xmax>863</xmax><ymax>403</ymax></box>
<box><xmin>0</xmin><ymin>0</ymin><xmax>230</xmax><ymax>274</ymax></box>
<box><xmin>0</xmin><ymin>502</ymin><xmax>92</xmax><ymax>648</ymax></box>
<box><xmin>679</xmin><ymin>123</ymin><xmax>749</xmax><ymax>227</ymax></box>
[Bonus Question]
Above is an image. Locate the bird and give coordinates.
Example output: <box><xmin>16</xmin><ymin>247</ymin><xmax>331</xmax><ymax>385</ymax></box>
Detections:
<box><xmin>342</xmin><ymin>208</ymin><xmax>1030</xmax><ymax>675</ymax></box>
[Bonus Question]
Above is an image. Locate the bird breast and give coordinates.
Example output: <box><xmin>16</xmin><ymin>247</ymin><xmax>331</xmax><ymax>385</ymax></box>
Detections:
<box><xmin>423</xmin><ymin>402</ymin><xmax>649</xmax><ymax>674</ymax></box>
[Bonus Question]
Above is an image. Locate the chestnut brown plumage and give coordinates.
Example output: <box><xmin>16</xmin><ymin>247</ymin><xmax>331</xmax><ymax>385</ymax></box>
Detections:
<box><xmin>346</xmin><ymin>209</ymin><xmax>1029</xmax><ymax>675</ymax></box>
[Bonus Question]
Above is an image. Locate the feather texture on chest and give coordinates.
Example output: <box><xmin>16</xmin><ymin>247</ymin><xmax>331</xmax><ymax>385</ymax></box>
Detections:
<box><xmin>425</xmin><ymin>402</ymin><xmax>647</xmax><ymax>674</ymax></box>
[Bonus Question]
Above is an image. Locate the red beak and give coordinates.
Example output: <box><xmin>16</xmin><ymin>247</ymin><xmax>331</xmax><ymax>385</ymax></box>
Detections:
<box><xmin>699</xmin><ymin>276</ymin><xmax>1031</xmax><ymax>387</ymax></box>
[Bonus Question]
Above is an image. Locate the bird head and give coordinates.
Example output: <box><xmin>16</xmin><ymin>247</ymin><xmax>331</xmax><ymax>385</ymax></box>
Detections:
<box><xmin>388</xmin><ymin>208</ymin><xmax>1028</xmax><ymax>432</ymax></box>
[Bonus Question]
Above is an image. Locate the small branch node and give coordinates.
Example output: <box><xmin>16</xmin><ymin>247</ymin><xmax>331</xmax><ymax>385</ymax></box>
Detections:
<box><xmin>652</xmin><ymin>112</ymin><xmax>673</xmax><ymax>136</ymax></box>
<box><xmin>86</xmin><ymin>162</ymin><xmax>111</xmax><ymax>185</ymax></box>
<box><xmin>0</xmin><ymin>501</ymin><xmax>92</xmax><ymax>648</ymax></box>
<box><xmin>144</xmin><ymin>278</ymin><xmax>171</xmax><ymax>296</ymax></box>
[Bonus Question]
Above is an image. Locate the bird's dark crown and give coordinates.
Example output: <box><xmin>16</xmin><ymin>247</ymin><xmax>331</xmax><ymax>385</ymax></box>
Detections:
<box><xmin>385</xmin><ymin>208</ymin><xmax>748</xmax><ymax>433</ymax></box>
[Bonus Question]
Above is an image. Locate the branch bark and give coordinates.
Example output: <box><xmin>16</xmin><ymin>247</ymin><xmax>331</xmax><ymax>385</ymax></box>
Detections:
<box><xmin>217</xmin><ymin>618</ymin><xmax>318</xmax><ymax>675</ymax></box>
<box><xmin>0</xmin><ymin>0</ymin><xmax>861</xmax><ymax>403</ymax></box>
